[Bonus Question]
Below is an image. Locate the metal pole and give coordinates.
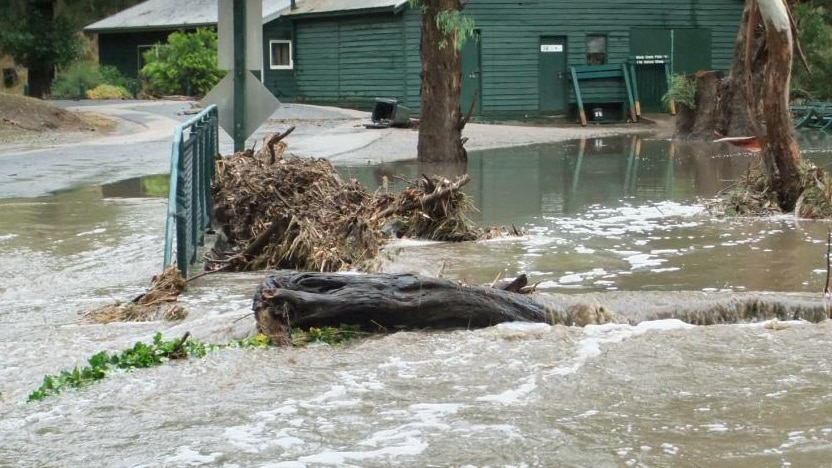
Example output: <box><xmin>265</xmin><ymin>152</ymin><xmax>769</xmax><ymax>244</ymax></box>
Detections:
<box><xmin>233</xmin><ymin>0</ymin><xmax>246</xmax><ymax>152</ymax></box>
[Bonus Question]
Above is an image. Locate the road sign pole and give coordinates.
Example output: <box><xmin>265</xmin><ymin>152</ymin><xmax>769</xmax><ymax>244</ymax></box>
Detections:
<box><xmin>233</xmin><ymin>0</ymin><xmax>246</xmax><ymax>152</ymax></box>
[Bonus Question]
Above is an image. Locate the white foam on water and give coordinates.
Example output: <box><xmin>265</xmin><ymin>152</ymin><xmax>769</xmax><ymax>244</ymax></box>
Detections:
<box><xmin>545</xmin><ymin>320</ymin><xmax>695</xmax><ymax>378</ymax></box>
<box><xmin>160</xmin><ymin>446</ymin><xmax>222</xmax><ymax>465</ymax></box>
<box><xmin>296</xmin><ymin>403</ymin><xmax>462</xmax><ymax>464</ymax></box>
<box><xmin>476</xmin><ymin>375</ymin><xmax>537</xmax><ymax>405</ymax></box>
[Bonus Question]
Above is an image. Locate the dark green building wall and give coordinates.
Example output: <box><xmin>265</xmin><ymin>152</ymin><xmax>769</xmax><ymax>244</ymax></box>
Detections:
<box><xmin>287</xmin><ymin>14</ymin><xmax>410</xmax><ymax>110</ymax></box>
<box><xmin>276</xmin><ymin>0</ymin><xmax>743</xmax><ymax>117</ymax></box>
<box><xmin>261</xmin><ymin>19</ymin><xmax>297</xmax><ymax>101</ymax></box>
<box><xmin>98</xmin><ymin>30</ymin><xmax>186</xmax><ymax>80</ymax></box>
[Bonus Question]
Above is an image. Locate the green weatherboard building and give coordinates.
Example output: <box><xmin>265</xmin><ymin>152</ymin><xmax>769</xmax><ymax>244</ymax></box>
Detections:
<box><xmin>86</xmin><ymin>0</ymin><xmax>744</xmax><ymax>120</ymax></box>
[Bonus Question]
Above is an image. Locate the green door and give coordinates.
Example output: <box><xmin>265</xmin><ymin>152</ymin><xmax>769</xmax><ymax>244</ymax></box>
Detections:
<box><xmin>461</xmin><ymin>30</ymin><xmax>481</xmax><ymax>115</ymax></box>
<box><xmin>539</xmin><ymin>36</ymin><xmax>567</xmax><ymax>113</ymax></box>
<box><xmin>630</xmin><ymin>28</ymin><xmax>712</xmax><ymax>111</ymax></box>
<box><xmin>672</xmin><ymin>29</ymin><xmax>711</xmax><ymax>74</ymax></box>
<box><xmin>630</xmin><ymin>28</ymin><xmax>671</xmax><ymax>112</ymax></box>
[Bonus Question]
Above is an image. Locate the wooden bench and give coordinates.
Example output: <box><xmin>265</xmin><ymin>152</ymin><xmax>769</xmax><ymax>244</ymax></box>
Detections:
<box><xmin>792</xmin><ymin>101</ymin><xmax>832</xmax><ymax>130</ymax></box>
<box><xmin>569</xmin><ymin>64</ymin><xmax>637</xmax><ymax>126</ymax></box>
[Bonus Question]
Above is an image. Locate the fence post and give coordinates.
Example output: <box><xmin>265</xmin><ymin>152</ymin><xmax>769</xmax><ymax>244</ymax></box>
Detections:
<box><xmin>163</xmin><ymin>105</ymin><xmax>219</xmax><ymax>277</ymax></box>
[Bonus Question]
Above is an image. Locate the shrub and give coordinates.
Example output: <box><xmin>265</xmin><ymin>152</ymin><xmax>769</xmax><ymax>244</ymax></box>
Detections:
<box><xmin>86</xmin><ymin>84</ymin><xmax>130</xmax><ymax>100</ymax></box>
<box><xmin>51</xmin><ymin>61</ymin><xmax>102</xmax><ymax>98</ymax></box>
<box><xmin>140</xmin><ymin>28</ymin><xmax>223</xmax><ymax>97</ymax></box>
<box><xmin>792</xmin><ymin>4</ymin><xmax>832</xmax><ymax>101</ymax></box>
<box><xmin>662</xmin><ymin>74</ymin><xmax>697</xmax><ymax>110</ymax></box>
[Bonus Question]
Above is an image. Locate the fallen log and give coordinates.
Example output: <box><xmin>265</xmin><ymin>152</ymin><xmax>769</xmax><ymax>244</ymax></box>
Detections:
<box><xmin>252</xmin><ymin>272</ymin><xmax>829</xmax><ymax>346</ymax></box>
<box><xmin>252</xmin><ymin>271</ymin><xmax>600</xmax><ymax>344</ymax></box>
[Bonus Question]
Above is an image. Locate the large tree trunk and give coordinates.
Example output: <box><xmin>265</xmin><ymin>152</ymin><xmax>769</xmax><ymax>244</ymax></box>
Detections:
<box><xmin>417</xmin><ymin>0</ymin><xmax>467</xmax><ymax>164</ymax></box>
<box><xmin>757</xmin><ymin>0</ymin><xmax>802</xmax><ymax>211</ymax></box>
<box><xmin>676</xmin><ymin>0</ymin><xmax>802</xmax><ymax>212</ymax></box>
<box><xmin>253</xmin><ymin>271</ymin><xmax>588</xmax><ymax>344</ymax></box>
<box><xmin>27</xmin><ymin>65</ymin><xmax>54</xmax><ymax>99</ymax></box>
<box><xmin>251</xmin><ymin>271</ymin><xmax>829</xmax><ymax>345</ymax></box>
<box><xmin>674</xmin><ymin>2</ymin><xmax>764</xmax><ymax>139</ymax></box>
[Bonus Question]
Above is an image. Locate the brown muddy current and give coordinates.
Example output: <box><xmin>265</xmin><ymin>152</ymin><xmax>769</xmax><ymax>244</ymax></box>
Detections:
<box><xmin>1</xmin><ymin>135</ymin><xmax>831</xmax><ymax>467</ymax></box>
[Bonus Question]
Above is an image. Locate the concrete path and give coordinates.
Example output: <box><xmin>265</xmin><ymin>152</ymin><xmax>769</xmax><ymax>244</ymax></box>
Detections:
<box><xmin>0</xmin><ymin>100</ymin><xmax>668</xmax><ymax>198</ymax></box>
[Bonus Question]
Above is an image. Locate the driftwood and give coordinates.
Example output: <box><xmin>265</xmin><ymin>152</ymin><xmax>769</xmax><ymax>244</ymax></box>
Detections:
<box><xmin>252</xmin><ymin>271</ymin><xmax>614</xmax><ymax>344</ymax></box>
<box><xmin>252</xmin><ymin>271</ymin><xmax>830</xmax><ymax>346</ymax></box>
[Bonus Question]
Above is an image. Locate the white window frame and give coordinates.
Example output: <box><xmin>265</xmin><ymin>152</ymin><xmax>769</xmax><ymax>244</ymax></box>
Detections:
<box><xmin>269</xmin><ymin>39</ymin><xmax>293</xmax><ymax>70</ymax></box>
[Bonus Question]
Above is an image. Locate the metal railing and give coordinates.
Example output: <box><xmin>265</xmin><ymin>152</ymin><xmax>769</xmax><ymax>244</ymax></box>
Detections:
<box><xmin>163</xmin><ymin>105</ymin><xmax>219</xmax><ymax>277</ymax></box>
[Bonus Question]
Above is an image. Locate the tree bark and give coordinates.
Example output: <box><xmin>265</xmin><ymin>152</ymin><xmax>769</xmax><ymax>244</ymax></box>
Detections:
<box><xmin>251</xmin><ymin>271</ymin><xmax>829</xmax><ymax>345</ymax></box>
<box><xmin>417</xmin><ymin>0</ymin><xmax>467</xmax><ymax>164</ymax></box>
<box><xmin>674</xmin><ymin>2</ymin><xmax>763</xmax><ymax>140</ymax></box>
<box><xmin>252</xmin><ymin>271</ymin><xmax>576</xmax><ymax>342</ymax></box>
<box><xmin>757</xmin><ymin>0</ymin><xmax>802</xmax><ymax>211</ymax></box>
<box><xmin>674</xmin><ymin>0</ymin><xmax>802</xmax><ymax>212</ymax></box>
<box><xmin>27</xmin><ymin>65</ymin><xmax>54</xmax><ymax>99</ymax></box>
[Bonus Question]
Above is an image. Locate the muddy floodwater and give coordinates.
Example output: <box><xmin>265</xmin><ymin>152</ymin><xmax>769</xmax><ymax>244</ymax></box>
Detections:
<box><xmin>2</xmin><ymin>134</ymin><xmax>832</xmax><ymax>467</ymax></box>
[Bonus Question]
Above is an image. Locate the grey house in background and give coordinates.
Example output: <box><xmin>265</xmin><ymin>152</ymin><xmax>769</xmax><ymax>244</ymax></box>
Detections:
<box><xmin>86</xmin><ymin>0</ymin><xmax>744</xmax><ymax>119</ymax></box>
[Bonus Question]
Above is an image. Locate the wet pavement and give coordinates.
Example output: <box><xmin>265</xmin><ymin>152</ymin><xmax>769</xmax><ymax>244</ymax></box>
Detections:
<box><xmin>3</xmin><ymin>101</ymin><xmax>832</xmax><ymax>467</ymax></box>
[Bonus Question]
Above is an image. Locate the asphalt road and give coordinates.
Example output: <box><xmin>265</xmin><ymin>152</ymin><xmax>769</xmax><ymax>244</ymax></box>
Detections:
<box><xmin>0</xmin><ymin>100</ymin><xmax>377</xmax><ymax>199</ymax></box>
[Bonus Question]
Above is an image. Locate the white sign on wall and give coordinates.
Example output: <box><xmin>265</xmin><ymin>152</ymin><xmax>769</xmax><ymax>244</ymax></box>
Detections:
<box><xmin>540</xmin><ymin>44</ymin><xmax>563</xmax><ymax>53</ymax></box>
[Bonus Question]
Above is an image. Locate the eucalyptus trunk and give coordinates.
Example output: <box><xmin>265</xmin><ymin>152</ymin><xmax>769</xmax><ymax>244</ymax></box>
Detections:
<box><xmin>756</xmin><ymin>0</ymin><xmax>801</xmax><ymax>211</ymax></box>
<box><xmin>417</xmin><ymin>0</ymin><xmax>467</xmax><ymax>164</ymax></box>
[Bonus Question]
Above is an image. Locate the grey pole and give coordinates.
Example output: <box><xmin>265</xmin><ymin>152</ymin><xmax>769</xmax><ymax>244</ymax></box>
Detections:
<box><xmin>233</xmin><ymin>0</ymin><xmax>246</xmax><ymax>152</ymax></box>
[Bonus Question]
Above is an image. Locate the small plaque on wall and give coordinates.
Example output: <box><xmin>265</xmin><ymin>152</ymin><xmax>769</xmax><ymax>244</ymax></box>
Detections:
<box><xmin>540</xmin><ymin>44</ymin><xmax>563</xmax><ymax>53</ymax></box>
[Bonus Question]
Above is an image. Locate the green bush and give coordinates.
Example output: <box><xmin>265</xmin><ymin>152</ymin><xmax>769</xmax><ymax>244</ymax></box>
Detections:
<box><xmin>51</xmin><ymin>61</ymin><xmax>103</xmax><ymax>98</ymax></box>
<box><xmin>100</xmin><ymin>65</ymin><xmax>136</xmax><ymax>93</ymax></box>
<box><xmin>86</xmin><ymin>84</ymin><xmax>131</xmax><ymax>100</ymax></box>
<box><xmin>792</xmin><ymin>4</ymin><xmax>832</xmax><ymax>101</ymax></box>
<box><xmin>140</xmin><ymin>28</ymin><xmax>223</xmax><ymax>97</ymax></box>
<box><xmin>663</xmin><ymin>74</ymin><xmax>697</xmax><ymax>110</ymax></box>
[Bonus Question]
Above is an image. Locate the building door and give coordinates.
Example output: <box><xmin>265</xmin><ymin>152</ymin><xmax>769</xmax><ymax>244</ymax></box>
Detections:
<box><xmin>539</xmin><ymin>36</ymin><xmax>568</xmax><ymax>113</ymax></box>
<box><xmin>630</xmin><ymin>28</ymin><xmax>711</xmax><ymax>112</ymax></box>
<box><xmin>461</xmin><ymin>30</ymin><xmax>482</xmax><ymax>115</ymax></box>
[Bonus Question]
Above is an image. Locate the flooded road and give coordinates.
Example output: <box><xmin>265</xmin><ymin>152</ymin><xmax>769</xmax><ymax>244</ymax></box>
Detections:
<box><xmin>2</xmin><ymin>131</ymin><xmax>832</xmax><ymax>467</ymax></box>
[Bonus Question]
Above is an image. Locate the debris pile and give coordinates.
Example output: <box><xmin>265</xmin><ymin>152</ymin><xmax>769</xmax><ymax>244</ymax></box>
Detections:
<box><xmin>82</xmin><ymin>265</ymin><xmax>188</xmax><ymax>323</ymax></box>
<box><xmin>708</xmin><ymin>160</ymin><xmax>832</xmax><ymax>218</ymax></box>
<box><xmin>207</xmin><ymin>133</ymin><xmax>517</xmax><ymax>273</ymax></box>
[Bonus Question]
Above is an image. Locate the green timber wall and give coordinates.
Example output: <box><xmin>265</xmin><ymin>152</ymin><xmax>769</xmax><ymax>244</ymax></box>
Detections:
<box><xmin>291</xmin><ymin>14</ymin><xmax>410</xmax><ymax>109</ymax></box>
<box><xmin>271</xmin><ymin>0</ymin><xmax>743</xmax><ymax>118</ymax></box>
<box><xmin>461</xmin><ymin>0</ymin><xmax>743</xmax><ymax>118</ymax></box>
<box><xmin>98</xmin><ymin>30</ymin><xmax>190</xmax><ymax>80</ymax></box>
<box><xmin>261</xmin><ymin>19</ymin><xmax>297</xmax><ymax>101</ymax></box>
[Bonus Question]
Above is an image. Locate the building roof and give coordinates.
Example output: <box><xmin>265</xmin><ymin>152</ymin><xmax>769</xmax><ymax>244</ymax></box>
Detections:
<box><xmin>85</xmin><ymin>0</ymin><xmax>292</xmax><ymax>33</ymax></box>
<box><xmin>282</xmin><ymin>0</ymin><xmax>409</xmax><ymax>17</ymax></box>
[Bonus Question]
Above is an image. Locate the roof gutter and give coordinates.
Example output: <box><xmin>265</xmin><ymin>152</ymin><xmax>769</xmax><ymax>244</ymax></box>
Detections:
<box><xmin>283</xmin><ymin>6</ymin><xmax>403</xmax><ymax>19</ymax></box>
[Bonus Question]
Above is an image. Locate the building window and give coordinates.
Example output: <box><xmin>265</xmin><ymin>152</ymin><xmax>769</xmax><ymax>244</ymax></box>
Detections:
<box><xmin>586</xmin><ymin>35</ymin><xmax>607</xmax><ymax>65</ymax></box>
<box><xmin>269</xmin><ymin>40</ymin><xmax>293</xmax><ymax>70</ymax></box>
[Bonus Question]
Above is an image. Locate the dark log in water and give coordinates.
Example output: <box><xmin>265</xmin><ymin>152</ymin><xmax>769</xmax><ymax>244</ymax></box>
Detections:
<box><xmin>252</xmin><ymin>272</ymin><xmax>829</xmax><ymax>344</ymax></box>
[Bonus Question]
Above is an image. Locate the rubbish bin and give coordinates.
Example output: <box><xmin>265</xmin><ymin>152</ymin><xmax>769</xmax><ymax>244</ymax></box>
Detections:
<box><xmin>368</xmin><ymin>98</ymin><xmax>411</xmax><ymax>128</ymax></box>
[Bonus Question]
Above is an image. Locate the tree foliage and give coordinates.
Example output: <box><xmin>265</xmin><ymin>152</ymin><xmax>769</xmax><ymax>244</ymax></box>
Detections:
<box><xmin>0</xmin><ymin>0</ymin><xmax>80</xmax><ymax>71</ymax></box>
<box><xmin>791</xmin><ymin>2</ymin><xmax>832</xmax><ymax>100</ymax></box>
<box><xmin>140</xmin><ymin>28</ymin><xmax>223</xmax><ymax>98</ymax></box>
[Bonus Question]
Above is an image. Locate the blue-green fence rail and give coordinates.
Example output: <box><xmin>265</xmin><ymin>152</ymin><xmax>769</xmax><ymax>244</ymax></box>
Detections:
<box><xmin>163</xmin><ymin>105</ymin><xmax>219</xmax><ymax>277</ymax></box>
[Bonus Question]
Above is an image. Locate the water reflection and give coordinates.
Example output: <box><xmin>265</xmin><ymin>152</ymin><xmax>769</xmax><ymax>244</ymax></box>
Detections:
<box><xmin>339</xmin><ymin>134</ymin><xmax>832</xmax><ymax>294</ymax></box>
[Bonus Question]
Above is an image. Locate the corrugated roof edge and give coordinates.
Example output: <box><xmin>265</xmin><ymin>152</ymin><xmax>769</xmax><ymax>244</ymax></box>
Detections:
<box><xmin>282</xmin><ymin>1</ymin><xmax>408</xmax><ymax>19</ymax></box>
<box><xmin>84</xmin><ymin>22</ymin><xmax>217</xmax><ymax>33</ymax></box>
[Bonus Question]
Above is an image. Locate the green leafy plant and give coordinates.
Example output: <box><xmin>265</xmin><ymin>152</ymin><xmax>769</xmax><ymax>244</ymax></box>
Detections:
<box><xmin>86</xmin><ymin>84</ymin><xmax>131</xmax><ymax>100</ymax></box>
<box><xmin>27</xmin><ymin>332</ymin><xmax>271</xmax><ymax>402</ymax></box>
<box><xmin>663</xmin><ymin>74</ymin><xmax>697</xmax><ymax>110</ymax></box>
<box><xmin>290</xmin><ymin>325</ymin><xmax>365</xmax><ymax>346</ymax></box>
<box><xmin>791</xmin><ymin>4</ymin><xmax>832</xmax><ymax>101</ymax></box>
<box><xmin>51</xmin><ymin>61</ymin><xmax>103</xmax><ymax>98</ymax></box>
<box><xmin>140</xmin><ymin>28</ymin><xmax>224</xmax><ymax>97</ymax></box>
